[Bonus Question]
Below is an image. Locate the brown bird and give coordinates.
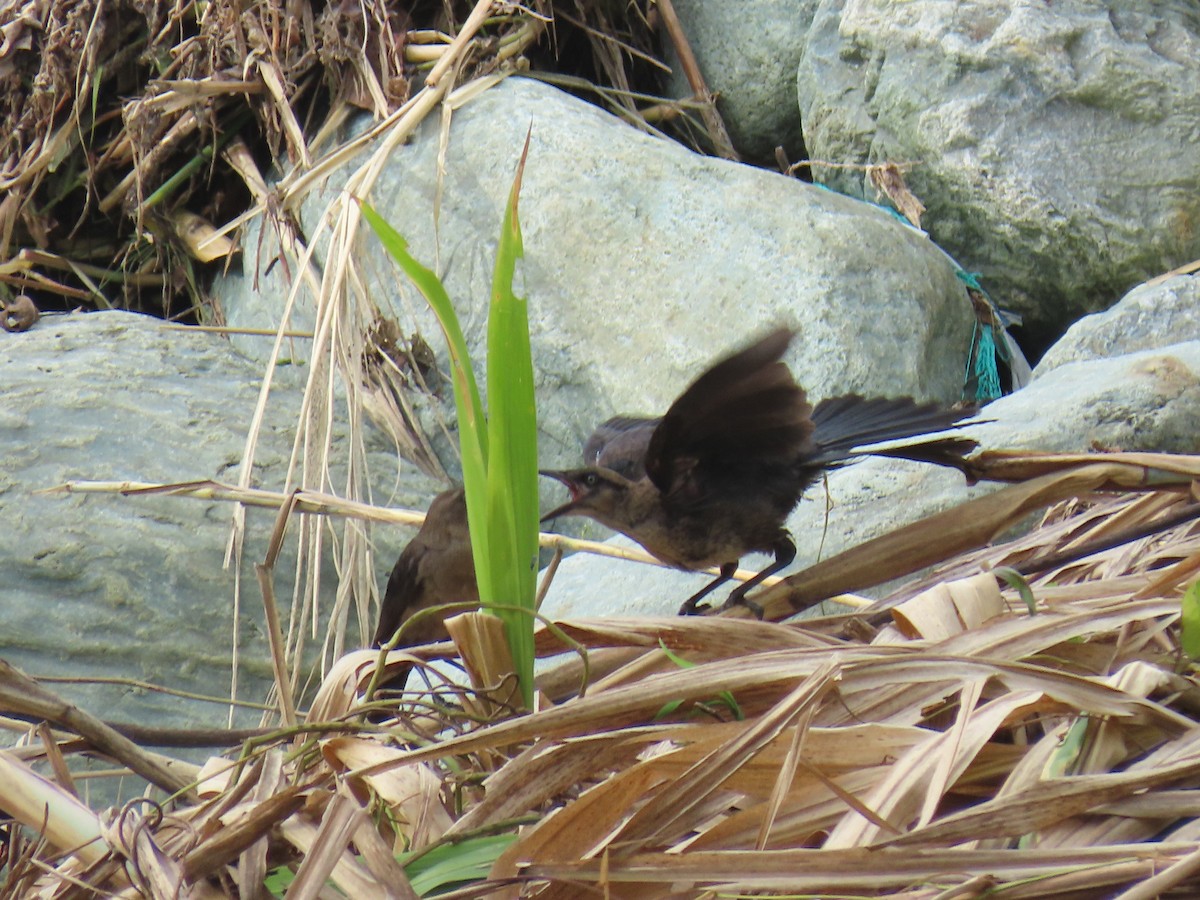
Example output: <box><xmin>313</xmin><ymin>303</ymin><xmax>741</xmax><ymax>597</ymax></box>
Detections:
<box><xmin>373</xmin><ymin>487</ymin><xmax>478</xmax><ymax>648</ymax></box>
<box><xmin>583</xmin><ymin>417</ymin><xmax>658</xmax><ymax>478</ymax></box>
<box><xmin>541</xmin><ymin>328</ymin><xmax>976</xmax><ymax>616</ymax></box>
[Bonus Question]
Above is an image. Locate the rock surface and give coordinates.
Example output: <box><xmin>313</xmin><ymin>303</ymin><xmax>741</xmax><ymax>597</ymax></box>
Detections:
<box><xmin>0</xmin><ymin>311</ymin><xmax>440</xmax><ymax>731</ymax></box>
<box><xmin>217</xmin><ymin>76</ymin><xmax>977</xmax><ymax>480</ymax></box>
<box><xmin>1036</xmin><ymin>274</ymin><xmax>1200</xmax><ymax>375</ymax></box>
<box><xmin>663</xmin><ymin>0</ymin><xmax>813</xmax><ymax>160</ymax></box>
<box><xmin>795</xmin><ymin>2</ymin><xmax>1200</xmax><ymax>342</ymax></box>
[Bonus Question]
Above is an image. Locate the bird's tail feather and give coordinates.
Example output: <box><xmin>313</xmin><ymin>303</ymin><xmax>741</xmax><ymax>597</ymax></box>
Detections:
<box><xmin>808</xmin><ymin>395</ymin><xmax>976</xmax><ymax>467</ymax></box>
<box><xmin>860</xmin><ymin>436</ymin><xmax>981</xmax><ymax>481</ymax></box>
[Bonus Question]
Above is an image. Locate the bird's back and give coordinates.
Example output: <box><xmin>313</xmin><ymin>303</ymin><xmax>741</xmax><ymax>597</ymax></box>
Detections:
<box><xmin>373</xmin><ymin>487</ymin><xmax>478</xmax><ymax>648</ymax></box>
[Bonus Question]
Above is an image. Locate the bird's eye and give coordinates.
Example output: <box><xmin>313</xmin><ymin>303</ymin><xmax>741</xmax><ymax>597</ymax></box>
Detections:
<box><xmin>582</xmin><ymin>472</ymin><xmax>599</xmax><ymax>488</ymax></box>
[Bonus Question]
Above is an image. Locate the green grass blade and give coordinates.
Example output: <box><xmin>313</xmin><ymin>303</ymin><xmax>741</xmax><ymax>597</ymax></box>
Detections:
<box><xmin>483</xmin><ymin>134</ymin><xmax>538</xmax><ymax>706</ymax></box>
<box><xmin>1182</xmin><ymin>579</ymin><xmax>1200</xmax><ymax>660</ymax></box>
<box><xmin>994</xmin><ymin>566</ymin><xmax>1037</xmax><ymax>617</ymax></box>
<box><xmin>402</xmin><ymin>833</ymin><xmax>518</xmax><ymax>896</ymax></box>
<box><xmin>264</xmin><ymin>833</ymin><xmax>517</xmax><ymax>897</ymax></box>
<box><xmin>358</xmin><ymin>199</ymin><xmax>492</xmax><ymax>590</ymax></box>
<box><xmin>360</xmin><ymin>143</ymin><xmax>538</xmax><ymax>707</ymax></box>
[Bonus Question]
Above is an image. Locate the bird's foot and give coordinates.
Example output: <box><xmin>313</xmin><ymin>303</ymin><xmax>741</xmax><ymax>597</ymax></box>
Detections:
<box><xmin>722</xmin><ymin>591</ymin><xmax>765</xmax><ymax>620</ymax></box>
<box><xmin>678</xmin><ymin>598</ymin><xmax>712</xmax><ymax>616</ymax></box>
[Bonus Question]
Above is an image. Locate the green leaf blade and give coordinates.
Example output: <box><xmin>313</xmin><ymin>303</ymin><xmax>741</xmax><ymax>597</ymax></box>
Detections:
<box><xmin>1181</xmin><ymin>579</ymin><xmax>1200</xmax><ymax>660</ymax></box>
<box><xmin>482</xmin><ymin>136</ymin><xmax>538</xmax><ymax>706</ymax></box>
<box><xmin>359</xmin><ymin>133</ymin><xmax>538</xmax><ymax>708</ymax></box>
<box><xmin>358</xmin><ymin>199</ymin><xmax>494</xmax><ymax>598</ymax></box>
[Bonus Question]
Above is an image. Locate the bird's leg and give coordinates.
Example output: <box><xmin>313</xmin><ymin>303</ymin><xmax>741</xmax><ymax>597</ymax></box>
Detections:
<box><xmin>678</xmin><ymin>561</ymin><xmax>738</xmax><ymax>616</ymax></box>
<box><xmin>721</xmin><ymin>535</ymin><xmax>797</xmax><ymax>619</ymax></box>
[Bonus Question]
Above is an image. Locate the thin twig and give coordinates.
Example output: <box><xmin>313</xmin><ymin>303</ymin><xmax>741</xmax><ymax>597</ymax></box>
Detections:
<box><xmin>656</xmin><ymin>0</ymin><xmax>739</xmax><ymax>160</ymax></box>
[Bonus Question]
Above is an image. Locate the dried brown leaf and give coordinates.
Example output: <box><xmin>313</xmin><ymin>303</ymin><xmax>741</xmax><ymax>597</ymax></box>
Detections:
<box><xmin>322</xmin><ymin>736</ymin><xmax>452</xmax><ymax>849</ymax></box>
<box><xmin>891</xmin><ymin>571</ymin><xmax>1007</xmax><ymax>640</ymax></box>
<box><xmin>867</xmin><ymin>162</ymin><xmax>926</xmax><ymax>228</ymax></box>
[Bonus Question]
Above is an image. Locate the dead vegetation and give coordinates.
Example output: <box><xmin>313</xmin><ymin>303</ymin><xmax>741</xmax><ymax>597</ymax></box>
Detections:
<box><xmin>4</xmin><ymin>452</ymin><xmax>1200</xmax><ymax>897</ymax></box>
<box><xmin>5</xmin><ymin>1</ymin><xmax>1200</xmax><ymax>896</ymax></box>
<box><xmin>0</xmin><ymin>0</ymin><xmax>687</xmax><ymax>319</ymax></box>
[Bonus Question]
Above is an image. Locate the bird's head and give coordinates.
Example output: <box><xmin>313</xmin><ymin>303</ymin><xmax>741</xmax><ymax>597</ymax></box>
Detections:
<box><xmin>539</xmin><ymin>467</ymin><xmax>635</xmax><ymax>526</ymax></box>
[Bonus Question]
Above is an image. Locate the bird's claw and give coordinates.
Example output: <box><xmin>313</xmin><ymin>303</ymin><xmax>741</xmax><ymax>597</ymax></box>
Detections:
<box><xmin>722</xmin><ymin>592</ymin><xmax>765</xmax><ymax>620</ymax></box>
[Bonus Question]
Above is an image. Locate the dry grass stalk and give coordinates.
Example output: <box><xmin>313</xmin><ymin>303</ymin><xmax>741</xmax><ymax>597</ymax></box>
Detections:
<box><xmin>46</xmin><ymin>477</ymin><xmax>785</xmax><ymax>585</ymax></box>
<box><xmin>6</xmin><ymin>458</ymin><xmax>1200</xmax><ymax>894</ymax></box>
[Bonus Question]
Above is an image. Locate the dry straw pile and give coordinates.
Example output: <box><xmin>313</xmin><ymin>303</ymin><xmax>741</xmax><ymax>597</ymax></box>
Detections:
<box><xmin>0</xmin><ymin>0</ymin><xmax>687</xmax><ymax>318</ymax></box>
<box><xmin>5</xmin><ymin>452</ymin><xmax>1200</xmax><ymax>897</ymax></box>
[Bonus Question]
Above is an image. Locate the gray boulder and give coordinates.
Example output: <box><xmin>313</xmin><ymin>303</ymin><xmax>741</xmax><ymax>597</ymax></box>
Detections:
<box><xmin>217</xmin><ymin>76</ymin><xmax>977</xmax><ymax>483</ymax></box>
<box><xmin>1037</xmin><ymin>274</ymin><xmax>1200</xmax><ymax>375</ymax></box>
<box><xmin>663</xmin><ymin>0</ymin><xmax>814</xmax><ymax>160</ymax></box>
<box><xmin>0</xmin><ymin>311</ymin><xmax>440</xmax><ymax>732</ymax></box>
<box><xmin>796</xmin><ymin>2</ymin><xmax>1200</xmax><ymax>337</ymax></box>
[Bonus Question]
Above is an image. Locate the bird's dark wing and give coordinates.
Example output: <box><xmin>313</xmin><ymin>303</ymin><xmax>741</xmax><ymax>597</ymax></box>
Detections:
<box><xmin>373</xmin><ymin>487</ymin><xmax>477</xmax><ymax>648</ymax></box>
<box><xmin>374</xmin><ymin>545</ymin><xmax>423</xmax><ymax>647</ymax></box>
<box><xmin>584</xmin><ymin>416</ymin><xmax>659</xmax><ymax>478</ymax></box>
<box><xmin>644</xmin><ymin>328</ymin><xmax>814</xmax><ymax>502</ymax></box>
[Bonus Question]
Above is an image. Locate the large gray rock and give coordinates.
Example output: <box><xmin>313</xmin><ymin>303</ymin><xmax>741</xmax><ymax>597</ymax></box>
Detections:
<box><xmin>217</xmin><ymin>76</ymin><xmax>977</xmax><ymax>483</ymax></box>
<box><xmin>1036</xmin><ymin>274</ymin><xmax>1200</xmax><ymax>375</ymax></box>
<box><xmin>796</xmin><ymin>2</ymin><xmax>1200</xmax><ymax>339</ymax></box>
<box><xmin>663</xmin><ymin>0</ymin><xmax>814</xmax><ymax>160</ymax></box>
<box><xmin>0</xmin><ymin>311</ymin><xmax>440</xmax><ymax>732</ymax></box>
<box><xmin>541</xmin><ymin>339</ymin><xmax>1200</xmax><ymax>618</ymax></box>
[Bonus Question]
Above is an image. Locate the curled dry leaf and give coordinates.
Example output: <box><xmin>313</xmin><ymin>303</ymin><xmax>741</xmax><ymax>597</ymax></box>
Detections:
<box><xmin>171</xmin><ymin>210</ymin><xmax>235</xmax><ymax>263</ymax></box>
<box><xmin>867</xmin><ymin>161</ymin><xmax>926</xmax><ymax>229</ymax></box>
<box><xmin>322</xmin><ymin>736</ymin><xmax>453</xmax><ymax>850</ymax></box>
<box><xmin>890</xmin><ymin>571</ymin><xmax>1007</xmax><ymax>640</ymax></box>
<box><xmin>1</xmin><ymin>293</ymin><xmax>38</xmax><ymax>331</ymax></box>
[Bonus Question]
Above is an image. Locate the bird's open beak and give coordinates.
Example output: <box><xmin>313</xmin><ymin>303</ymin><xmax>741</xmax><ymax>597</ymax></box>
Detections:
<box><xmin>539</xmin><ymin>469</ymin><xmax>581</xmax><ymax>522</ymax></box>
